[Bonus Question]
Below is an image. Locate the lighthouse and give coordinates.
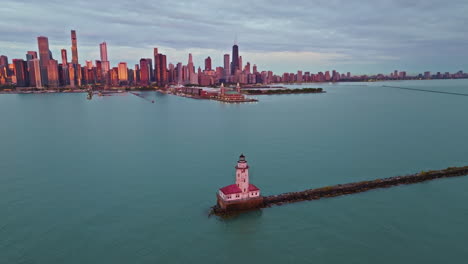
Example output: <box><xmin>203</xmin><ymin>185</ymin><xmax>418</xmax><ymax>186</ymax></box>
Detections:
<box><xmin>217</xmin><ymin>154</ymin><xmax>263</xmax><ymax>211</ymax></box>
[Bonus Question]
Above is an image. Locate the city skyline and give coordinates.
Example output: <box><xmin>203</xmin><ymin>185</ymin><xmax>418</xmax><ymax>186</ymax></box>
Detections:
<box><xmin>1</xmin><ymin>0</ymin><xmax>467</xmax><ymax>75</ymax></box>
<box><xmin>0</xmin><ymin>29</ymin><xmax>467</xmax><ymax>89</ymax></box>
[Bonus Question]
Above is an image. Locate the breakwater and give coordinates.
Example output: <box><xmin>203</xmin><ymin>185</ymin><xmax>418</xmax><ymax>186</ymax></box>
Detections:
<box><xmin>382</xmin><ymin>85</ymin><xmax>468</xmax><ymax>97</ymax></box>
<box><xmin>211</xmin><ymin>165</ymin><xmax>468</xmax><ymax>216</ymax></box>
<box><xmin>130</xmin><ymin>92</ymin><xmax>155</xmax><ymax>103</ymax></box>
<box><xmin>243</xmin><ymin>88</ymin><xmax>324</xmax><ymax>95</ymax></box>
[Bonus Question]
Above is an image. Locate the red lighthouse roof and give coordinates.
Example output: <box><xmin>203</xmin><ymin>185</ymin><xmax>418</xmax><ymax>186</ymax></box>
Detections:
<box><xmin>220</xmin><ymin>184</ymin><xmax>260</xmax><ymax>195</ymax></box>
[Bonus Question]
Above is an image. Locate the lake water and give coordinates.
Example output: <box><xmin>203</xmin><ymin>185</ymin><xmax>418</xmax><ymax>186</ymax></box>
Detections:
<box><xmin>1</xmin><ymin>79</ymin><xmax>468</xmax><ymax>263</ymax></box>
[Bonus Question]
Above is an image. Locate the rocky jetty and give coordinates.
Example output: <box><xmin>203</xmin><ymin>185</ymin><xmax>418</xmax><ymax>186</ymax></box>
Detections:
<box><xmin>210</xmin><ymin>165</ymin><xmax>468</xmax><ymax>216</ymax></box>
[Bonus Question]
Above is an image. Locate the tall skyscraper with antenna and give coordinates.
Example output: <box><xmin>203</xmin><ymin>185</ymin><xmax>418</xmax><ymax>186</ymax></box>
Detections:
<box><xmin>231</xmin><ymin>43</ymin><xmax>239</xmax><ymax>75</ymax></box>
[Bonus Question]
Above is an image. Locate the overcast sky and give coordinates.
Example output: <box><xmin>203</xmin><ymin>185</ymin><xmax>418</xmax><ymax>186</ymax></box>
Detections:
<box><xmin>1</xmin><ymin>0</ymin><xmax>467</xmax><ymax>75</ymax></box>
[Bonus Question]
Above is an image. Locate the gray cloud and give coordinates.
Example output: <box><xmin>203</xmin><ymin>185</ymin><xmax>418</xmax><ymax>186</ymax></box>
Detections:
<box><xmin>0</xmin><ymin>0</ymin><xmax>467</xmax><ymax>74</ymax></box>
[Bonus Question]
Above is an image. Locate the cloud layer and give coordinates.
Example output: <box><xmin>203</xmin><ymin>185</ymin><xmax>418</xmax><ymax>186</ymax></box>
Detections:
<box><xmin>1</xmin><ymin>0</ymin><xmax>467</xmax><ymax>74</ymax></box>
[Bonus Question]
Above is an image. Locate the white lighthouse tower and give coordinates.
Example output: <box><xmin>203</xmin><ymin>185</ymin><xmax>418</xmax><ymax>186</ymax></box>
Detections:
<box><xmin>236</xmin><ymin>154</ymin><xmax>250</xmax><ymax>199</ymax></box>
<box><xmin>217</xmin><ymin>154</ymin><xmax>262</xmax><ymax>211</ymax></box>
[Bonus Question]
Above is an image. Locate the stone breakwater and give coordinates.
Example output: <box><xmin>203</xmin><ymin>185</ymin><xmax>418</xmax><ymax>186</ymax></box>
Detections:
<box><xmin>210</xmin><ymin>166</ymin><xmax>468</xmax><ymax>216</ymax></box>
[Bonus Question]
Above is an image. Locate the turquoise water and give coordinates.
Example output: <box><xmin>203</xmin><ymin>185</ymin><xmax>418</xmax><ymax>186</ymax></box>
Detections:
<box><xmin>1</xmin><ymin>79</ymin><xmax>468</xmax><ymax>263</ymax></box>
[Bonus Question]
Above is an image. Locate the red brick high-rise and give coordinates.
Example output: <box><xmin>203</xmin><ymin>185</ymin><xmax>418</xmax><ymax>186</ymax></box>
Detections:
<box><xmin>139</xmin><ymin>58</ymin><xmax>149</xmax><ymax>85</ymax></box>
<box><xmin>205</xmin><ymin>56</ymin><xmax>212</xmax><ymax>71</ymax></box>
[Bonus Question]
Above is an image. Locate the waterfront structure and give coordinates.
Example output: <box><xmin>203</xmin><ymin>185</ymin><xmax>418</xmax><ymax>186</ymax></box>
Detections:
<box><xmin>217</xmin><ymin>154</ymin><xmax>262</xmax><ymax>211</ymax></box>
<box><xmin>217</xmin><ymin>82</ymin><xmax>253</xmax><ymax>102</ymax></box>
<box><xmin>71</xmin><ymin>30</ymin><xmax>78</xmax><ymax>64</ymax></box>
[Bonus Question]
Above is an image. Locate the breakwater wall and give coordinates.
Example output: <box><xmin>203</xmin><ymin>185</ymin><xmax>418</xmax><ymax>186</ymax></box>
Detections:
<box><xmin>211</xmin><ymin>166</ymin><xmax>468</xmax><ymax>216</ymax></box>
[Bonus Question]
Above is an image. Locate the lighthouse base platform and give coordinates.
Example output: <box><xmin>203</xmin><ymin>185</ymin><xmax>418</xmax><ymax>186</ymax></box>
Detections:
<box><xmin>213</xmin><ymin>194</ymin><xmax>264</xmax><ymax>215</ymax></box>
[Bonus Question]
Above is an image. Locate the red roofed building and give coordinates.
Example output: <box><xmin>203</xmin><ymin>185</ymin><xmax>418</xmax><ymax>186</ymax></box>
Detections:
<box><xmin>217</xmin><ymin>154</ymin><xmax>263</xmax><ymax>211</ymax></box>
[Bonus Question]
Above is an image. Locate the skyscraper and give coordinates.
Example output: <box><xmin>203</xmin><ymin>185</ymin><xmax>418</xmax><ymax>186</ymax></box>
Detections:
<box><xmin>68</xmin><ymin>63</ymin><xmax>75</xmax><ymax>87</ymax></box>
<box><xmin>60</xmin><ymin>49</ymin><xmax>69</xmax><ymax>86</ymax></box>
<box><xmin>100</xmin><ymin>42</ymin><xmax>108</xmax><ymax>61</ymax></box>
<box><xmin>154</xmin><ymin>48</ymin><xmax>160</xmax><ymax>83</ymax></box>
<box><xmin>86</xmin><ymin>60</ymin><xmax>93</xmax><ymax>70</ymax></box>
<box><xmin>231</xmin><ymin>44</ymin><xmax>239</xmax><ymax>75</ymax></box>
<box><xmin>13</xmin><ymin>59</ymin><xmax>29</xmax><ymax>87</ymax></box>
<box><xmin>223</xmin><ymin>54</ymin><xmax>230</xmax><ymax>78</ymax></box>
<box><xmin>245</xmin><ymin>62</ymin><xmax>251</xmax><ymax>74</ymax></box>
<box><xmin>205</xmin><ymin>56</ymin><xmax>212</xmax><ymax>71</ymax></box>
<box><xmin>37</xmin><ymin>36</ymin><xmax>51</xmax><ymax>85</ymax></box>
<box><xmin>99</xmin><ymin>41</ymin><xmax>110</xmax><ymax>79</ymax></box>
<box><xmin>297</xmin><ymin>70</ymin><xmax>303</xmax><ymax>83</ymax></box>
<box><xmin>0</xmin><ymin>55</ymin><xmax>8</xmax><ymax>66</ymax></box>
<box><xmin>71</xmin><ymin>30</ymin><xmax>78</xmax><ymax>64</ymax></box>
<box><xmin>134</xmin><ymin>64</ymin><xmax>140</xmax><ymax>83</ymax></box>
<box><xmin>239</xmin><ymin>56</ymin><xmax>243</xmax><ymax>73</ymax></box>
<box><xmin>146</xmin><ymin>58</ymin><xmax>153</xmax><ymax>82</ymax></box>
<box><xmin>118</xmin><ymin>62</ymin><xmax>128</xmax><ymax>82</ymax></box>
<box><xmin>139</xmin><ymin>59</ymin><xmax>149</xmax><ymax>85</ymax></box>
<box><xmin>160</xmin><ymin>54</ymin><xmax>167</xmax><ymax>85</ymax></box>
<box><xmin>168</xmin><ymin>63</ymin><xmax>175</xmax><ymax>83</ymax></box>
<box><xmin>187</xmin><ymin>53</ymin><xmax>195</xmax><ymax>84</ymax></box>
<box><xmin>95</xmin><ymin>60</ymin><xmax>102</xmax><ymax>83</ymax></box>
<box><xmin>26</xmin><ymin>51</ymin><xmax>38</xmax><ymax>61</ymax></box>
<box><xmin>28</xmin><ymin>59</ymin><xmax>42</xmax><ymax>88</ymax></box>
<box><xmin>177</xmin><ymin>62</ymin><xmax>183</xmax><ymax>84</ymax></box>
<box><xmin>61</xmin><ymin>49</ymin><xmax>68</xmax><ymax>66</ymax></box>
<box><xmin>47</xmin><ymin>60</ymin><xmax>59</xmax><ymax>88</ymax></box>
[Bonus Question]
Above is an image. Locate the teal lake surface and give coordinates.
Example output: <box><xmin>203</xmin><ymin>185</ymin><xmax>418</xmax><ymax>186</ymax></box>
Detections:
<box><xmin>1</xmin><ymin>79</ymin><xmax>468</xmax><ymax>263</ymax></box>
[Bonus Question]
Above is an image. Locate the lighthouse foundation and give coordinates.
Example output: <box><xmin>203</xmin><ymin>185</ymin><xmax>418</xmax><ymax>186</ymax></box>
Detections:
<box><xmin>216</xmin><ymin>194</ymin><xmax>264</xmax><ymax>212</ymax></box>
